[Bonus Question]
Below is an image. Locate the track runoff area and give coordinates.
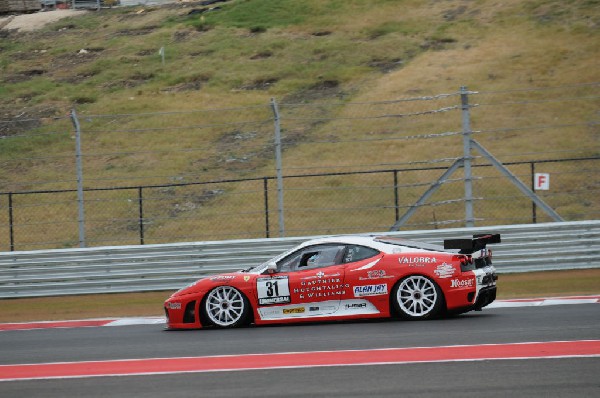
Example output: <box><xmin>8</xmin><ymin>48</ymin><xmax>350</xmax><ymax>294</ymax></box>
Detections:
<box><xmin>0</xmin><ymin>295</ymin><xmax>598</xmax><ymax>382</ymax></box>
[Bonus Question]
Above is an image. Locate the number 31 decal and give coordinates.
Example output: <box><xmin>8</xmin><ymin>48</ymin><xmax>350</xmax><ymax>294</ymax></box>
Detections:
<box><xmin>257</xmin><ymin>276</ymin><xmax>291</xmax><ymax>305</ymax></box>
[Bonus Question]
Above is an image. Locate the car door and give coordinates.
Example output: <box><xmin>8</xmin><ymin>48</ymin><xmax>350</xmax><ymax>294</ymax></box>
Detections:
<box><xmin>340</xmin><ymin>244</ymin><xmax>388</xmax><ymax>315</ymax></box>
<box><xmin>255</xmin><ymin>243</ymin><xmax>348</xmax><ymax>321</ymax></box>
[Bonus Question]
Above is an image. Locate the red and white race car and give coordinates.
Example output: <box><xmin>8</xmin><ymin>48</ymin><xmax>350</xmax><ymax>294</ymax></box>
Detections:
<box><xmin>164</xmin><ymin>234</ymin><xmax>500</xmax><ymax>329</ymax></box>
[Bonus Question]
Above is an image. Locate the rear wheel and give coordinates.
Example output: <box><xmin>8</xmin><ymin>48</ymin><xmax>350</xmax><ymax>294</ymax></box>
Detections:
<box><xmin>203</xmin><ymin>286</ymin><xmax>250</xmax><ymax>328</ymax></box>
<box><xmin>392</xmin><ymin>275</ymin><xmax>444</xmax><ymax>320</ymax></box>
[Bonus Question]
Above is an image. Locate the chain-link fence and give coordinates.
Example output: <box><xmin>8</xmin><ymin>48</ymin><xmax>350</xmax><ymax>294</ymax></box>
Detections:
<box><xmin>1</xmin><ymin>83</ymin><xmax>598</xmax><ymax>251</ymax></box>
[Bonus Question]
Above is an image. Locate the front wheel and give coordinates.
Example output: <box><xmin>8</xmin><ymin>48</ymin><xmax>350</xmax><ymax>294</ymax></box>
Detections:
<box><xmin>392</xmin><ymin>275</ymin><xmax>445</xmax><ymax>320</ymax></box>
<box><xmin>203</xmin><ymin>286</ymin><xmax>250</xmax><ymax>328</ymax></box>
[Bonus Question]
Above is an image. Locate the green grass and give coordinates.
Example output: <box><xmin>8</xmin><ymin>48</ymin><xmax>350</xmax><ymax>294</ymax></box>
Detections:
<box><xmin>0</xmin><ymin>0</ymin><xmax>598</xmax><ymax>248</ymax></box>
<box><xmin>0</xmin><ymin>269</ymin><xmax>597</xmax><ymax>323</ymax></box>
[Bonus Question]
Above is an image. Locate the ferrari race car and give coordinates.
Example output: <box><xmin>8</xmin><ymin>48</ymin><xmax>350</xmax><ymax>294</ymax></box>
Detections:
<box><xmin>164</xmin><ymin>234</ymin><xmax>500</xmax><ymax>329</ymax></box>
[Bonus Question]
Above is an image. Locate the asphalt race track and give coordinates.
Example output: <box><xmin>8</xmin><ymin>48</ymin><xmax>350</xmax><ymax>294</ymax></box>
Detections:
<box><xmin>1</xmin><ymin>304</ymin><xmax>598</xmax><ymax>397</ymax></box>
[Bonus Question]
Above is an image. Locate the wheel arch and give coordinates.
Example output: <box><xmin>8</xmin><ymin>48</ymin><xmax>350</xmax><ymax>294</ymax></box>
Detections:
<box><xmin>389</xmin><ymin>273</ymin><xmax>447</xmax><ymax>319</ymax></box>
<box><xmin>200</xmin><ymin>284</ymin><xmax>255</xmax><ymax>327</ymax></box>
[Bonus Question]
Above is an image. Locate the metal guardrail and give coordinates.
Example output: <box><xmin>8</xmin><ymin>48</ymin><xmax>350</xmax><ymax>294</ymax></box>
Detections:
<box><xmin>1</xmin><ymin>221</ymin><xmax>599</xmax><ymax>298</ymax></box>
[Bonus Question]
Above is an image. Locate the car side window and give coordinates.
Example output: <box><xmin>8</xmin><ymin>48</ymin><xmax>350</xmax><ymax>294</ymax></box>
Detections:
<box><xmin>277</xmin><ymin>244</ymin><xmax>346</xmax><ymax>272</ymax></box>
<box><xmin>343</xmin><ymin>245</ymin><xmax>380</xmax><ymax>264</ymax></box>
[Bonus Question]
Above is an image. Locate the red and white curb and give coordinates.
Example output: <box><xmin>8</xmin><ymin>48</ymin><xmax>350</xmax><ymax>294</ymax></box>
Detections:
<box><xmin>0</xmin><ymin>317</ymin><xmax>165</xmax><ymax>332</ymax></box>
<box><xmin>0</xmin><ymin>340</ymin><xmax>598</xmax><ymax>381</ymax></box>
<box><xmin>0</xmin><ymin>295</ymin><xmax>598</xmax><ymax>332</ymax></box>
<box><xmin>487</xmin><ymin>295</ymin><xmax>600</xmax><ymax>308</ymax></box>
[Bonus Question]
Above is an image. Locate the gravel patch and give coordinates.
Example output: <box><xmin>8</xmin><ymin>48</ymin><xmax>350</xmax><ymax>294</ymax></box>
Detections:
<box><xmin>0</xmin><ymin>9</ymin><xmax>88</xmax><ymax>32</ymax></box>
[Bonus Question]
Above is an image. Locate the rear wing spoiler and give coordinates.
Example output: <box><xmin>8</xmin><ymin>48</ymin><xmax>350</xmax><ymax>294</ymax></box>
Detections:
<box><xmin>443</xmin><ymin>234</ymin><xmax>501</xmax><ymax>254</ymax></box>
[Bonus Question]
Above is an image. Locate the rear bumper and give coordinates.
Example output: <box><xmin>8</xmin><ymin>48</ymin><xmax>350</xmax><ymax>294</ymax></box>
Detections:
<box><xmin>473</xmin><ymin>285</ymin><xmax>497</xmax><ymax>310</ymax></box>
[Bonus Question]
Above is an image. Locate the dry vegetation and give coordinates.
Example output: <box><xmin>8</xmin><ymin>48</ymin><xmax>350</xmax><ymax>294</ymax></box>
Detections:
<box><xmin>0</xmin><ymin>0</ymin><xmax>598</xmax><ymax>249</ymax></box>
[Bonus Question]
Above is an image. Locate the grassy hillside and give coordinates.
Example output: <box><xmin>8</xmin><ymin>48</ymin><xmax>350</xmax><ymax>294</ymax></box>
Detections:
<box><xmin>2</xmin><ymin>0</ymin><xmax>597</xmax><ymax>122</ymax></box>
<box><xmin>0</xmin><ymin>0</ymin><xmax>598</xmax><ymax>248</ymax></box>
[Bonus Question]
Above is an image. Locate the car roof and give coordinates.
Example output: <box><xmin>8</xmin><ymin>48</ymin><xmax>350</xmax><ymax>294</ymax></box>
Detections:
<box><xmin>299</xmin><ymin>235</ymin><xmax>448</xmax><ymax>254</ymax></box>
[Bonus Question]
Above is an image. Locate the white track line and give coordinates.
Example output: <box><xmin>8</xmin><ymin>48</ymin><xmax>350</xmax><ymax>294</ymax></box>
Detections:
<box><xmin>1</xmin><ymin>295</ymin><xmax>598</xmax><ymax>331</ymax></box>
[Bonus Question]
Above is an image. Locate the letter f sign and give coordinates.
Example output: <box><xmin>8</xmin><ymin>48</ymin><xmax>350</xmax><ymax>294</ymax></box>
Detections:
<box><xmin>534</xmin><ymin>173</ymin><xmax>550</xmax><ymax>190</ymax></box>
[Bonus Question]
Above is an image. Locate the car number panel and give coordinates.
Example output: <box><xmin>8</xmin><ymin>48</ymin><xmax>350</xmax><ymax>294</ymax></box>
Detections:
<box><xmin>256</xmin><ymin>275</ymin><xmax>292</xmax><ymax>305</ymax></box>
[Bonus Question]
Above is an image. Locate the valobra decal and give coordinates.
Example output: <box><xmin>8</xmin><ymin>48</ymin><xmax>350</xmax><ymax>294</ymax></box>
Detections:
<box><xmin>398</xmin><ymin>256</ymin><xmax>437</xmax><ymax>265</ymax></box>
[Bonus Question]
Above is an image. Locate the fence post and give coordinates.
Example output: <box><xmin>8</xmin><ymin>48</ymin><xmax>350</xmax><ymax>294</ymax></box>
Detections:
<box><xmin>460</xmin><ymin>86</ymin><xmax>475</xmax><ymax>227</ymax></box>
<box><xmin>70</xmin><ymin>109</ymin><xmax>86</xmax><ymax>248</ymax></box>
<box><xmin>8</xmin><ymin>193</ymin><xmax>15</xmax><ymax>251</ymax></box>
<box><xmin>263</xmin><ymin>177</ymin><xmax>270</xmax><ymax>238</ymax></box>
<box><xmin>393</xmin><ymin>170</ymin><xmax>399</xmax><ymax>222</ymax></box>
<box><xmin>138</xmin><ymin>187</ymin><xmax>145</xmax><ymax>245</ymax></box>
<box><xmin>271</xmin><ymin>98</ymin><xmax>285</xmax><ymax>237</ymax></box>
<box><xmin>530</xmin><ymin>162</ymin><xmax>537</xmax><ymax>223</ymax></box>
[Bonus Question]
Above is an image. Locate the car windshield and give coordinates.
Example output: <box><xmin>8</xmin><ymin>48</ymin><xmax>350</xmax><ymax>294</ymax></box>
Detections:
<box><xmin>240</xmin><ymin>248</ymin><xmax>295</xmax><ymax>273</ymax></box>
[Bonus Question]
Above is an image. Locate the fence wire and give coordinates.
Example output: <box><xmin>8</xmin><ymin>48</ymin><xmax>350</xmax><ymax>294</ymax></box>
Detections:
<box><xmin>0</xmin><ymin>83</ymin><xmax>598</xmax><ymax>251</ymax></box>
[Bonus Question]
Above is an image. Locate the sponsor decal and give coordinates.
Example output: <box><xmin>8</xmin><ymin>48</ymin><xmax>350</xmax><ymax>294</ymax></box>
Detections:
<box><xmin>210</xmin><ymin>275</ymin><xmax>236</xmax><ymax>281</ymax></box>
<box><xmin>293</xmin><ymin>278</ymin><xmax>350</xmax><ymax>299</ymax></box>
<box><xmin>434</xmin><ymin>263</ymin><xmax>455</xmax><ymax>279</ymax></box>
<box><xmin>167</xmin><ymin>302</ymin><xmax>181</xmax><ymax>310</ymax></box>
<box><xmin>243</xmin><ymin>276</ymin><xmax>251</xmax><ymax>282</ymax></box>
<box><xmin>259</xmin><ymin>296</ymin><xmax>290</xmax><ymax>305</ymax></box>
<box><xmin>299</xmin><ymin>278</ymin><xmax>342</xmax><ymax>286</ymax></box>
<box><xmin>258</xmin><ymin>308</ymin><xmax>281</xmax><ymax>317</ymax></box>
<box><xmin>398</xmin><ymin>256</ymin><xmax>437</xmax><ymax>266</ymax></box>
<box><xmin>353</xmin><ymin>284</ymin><xmax>388</xmax><ymax>297</ymax></box>
<box><xmin>302</xmin><ymin>272</ymin><xmax>341</xmax><ymax>280</ymax></box>
<box><xmin>359</xmin><ymin>269</ymin><xmax>394</xmax><ymax>280</ymax></box>
<box><xmin>450</xmin><ymin>278</ymin><xmax>475</xmax><ymax>288</ymax></box>
<box><xmin>283</xmin><ymin>307</ymin><xmax>305</xmax><ymax>315</ymax></box>
<box><xmin>369</xmin><ymin>270</ymin><xmax>385</xmax><ymax>278</ymax></box>
<box><xmin>257</xmin><ymin>276</ymin><xmax>291</xmax><ymax>305</ymax></box>
<box><xmin>345</xmin><ymin>303</ymin><xmax>367</xmax><ymax>309</ymax></box>
<box><xmin>309</xmin><ymin>307</ymin><xmax>319</xmax><ymax>312</ymax></box>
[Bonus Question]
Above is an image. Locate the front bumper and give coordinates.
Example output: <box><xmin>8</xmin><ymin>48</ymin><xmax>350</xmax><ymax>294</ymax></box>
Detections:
<box><xmin>164</xmin><ymin>298</ymin><xmax>203</xmax><ymax>329</ymax></box>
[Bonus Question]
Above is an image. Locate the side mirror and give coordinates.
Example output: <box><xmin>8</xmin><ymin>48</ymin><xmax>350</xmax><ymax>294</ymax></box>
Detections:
<box><xmin>267</xmin><ymin>262</ymin><xmax>277</xmax><ymax>274</ymax></box>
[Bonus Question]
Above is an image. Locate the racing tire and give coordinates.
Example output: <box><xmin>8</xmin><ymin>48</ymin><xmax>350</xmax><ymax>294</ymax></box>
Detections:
<box><xmin>202</xmin><ymin>286</ymin><xmax>250</xmax><ymax>328</ymax></box>
<box><xmin>392</xmin><ymin>275</ymin><xmax>445</xmax><ymax>320</ymax></box>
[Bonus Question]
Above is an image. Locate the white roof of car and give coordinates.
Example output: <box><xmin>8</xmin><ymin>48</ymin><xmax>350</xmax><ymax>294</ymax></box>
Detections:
<box><xmin>299</xmin><ymin>235</ymin><xmax>446</xmax><ymax>254</ymax></box>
